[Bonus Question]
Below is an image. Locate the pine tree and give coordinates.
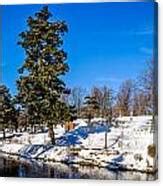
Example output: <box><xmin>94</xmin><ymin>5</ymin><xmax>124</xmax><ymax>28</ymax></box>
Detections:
<box><xmin>16</xmin><ymin>109</ymin><xmax>28</xmax><ymax>132</ymax></box>
<box><xmin>91</xmin><ymin>86</ymin><xmax>113</xmax><ymax>121</ymax></box>
<box><xmin>0</xmin><ymin>85</ymin><xmax>16</xmax><ymax>139</ymax></box>
<box><xmin>69</xmin><ymin>105</ymin><xmax>77</xmax><ymax>121</ymax></box>
<box><xmin>16</xmin><ymin>6</ymin><xmax>69</xmax><ymax>144</ymax></box>
<box><xmin>84</xmin><ymin>96</ymin><xmax>99</xmax><ymax>124</ymax></box>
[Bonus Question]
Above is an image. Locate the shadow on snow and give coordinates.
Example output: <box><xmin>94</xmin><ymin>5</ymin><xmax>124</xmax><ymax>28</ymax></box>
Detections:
<box><xmin>17</xmin><ymin>123</ymin><xmax>111</xmax><ymax>159</ymax></box>
<box><xmin>56</xmin><ymin>123</ymin><xmax>111</xmax><ymax>146</ymax></box>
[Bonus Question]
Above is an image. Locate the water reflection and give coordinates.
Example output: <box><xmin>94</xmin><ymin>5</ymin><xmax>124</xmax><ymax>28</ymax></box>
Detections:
<box><xmin>0</xmin><ymin>155</ymin><xmax>157</xmax><ymax>180</ymax></box>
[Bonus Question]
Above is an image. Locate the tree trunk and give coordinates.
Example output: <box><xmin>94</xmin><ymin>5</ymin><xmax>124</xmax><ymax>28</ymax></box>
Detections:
<box><xmin>88</xmin><ymin>113</ymin><xmax>92</xmax><ymax>126</ymax></box>
<box><xmin>24</xmin><ymin>126</ymin><xmax>27</xmax><ymax>132</ymax></box>
<box><xmin>2</xmin><ymin>128</ymin><xmax>6</xmax><ymax>140</ymax></box>
<box><xmin>32</xmin><ymin>125</ymin><xmax>36</xmax><ymax>133</ymax></box>
<box><xmin>48</xmin><ymin>125</ymin><xmax>55</xmax><ymax>145</ymax></box>
<box><xmin>104</xmin><ymin>120</ymin><xmax>109</xmax><ymax>149</ymax></box>
<box><xmin>20</xmin><ymin>128</ymin><xmax>22</xmax><ymax>133</ymax></box>
<box><xmin>15</xmin><ymin>123</ymin><xmax>18</xmax><ymax>133</ymax></box>
<box><xmin>105</xmin><ymin>131</ymin><xmax>107</xmax><ymax>149</ymax></box>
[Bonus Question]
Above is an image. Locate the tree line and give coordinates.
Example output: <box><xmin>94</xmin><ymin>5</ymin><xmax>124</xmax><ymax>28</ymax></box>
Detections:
<box><xmin>67</xmin><ymin>61</ymin><xmax>155</xmax><ymax>121</ymax></box>
<box><xmin>0</xmin><ymin>6</ymin><xmax>157</xmax><ymax>144</ymax></box>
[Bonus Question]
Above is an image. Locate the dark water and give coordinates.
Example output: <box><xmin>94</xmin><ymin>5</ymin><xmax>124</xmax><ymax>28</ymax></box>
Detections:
<box><xmin>0</xmin><ymin>155</ymin><xmax>157</xmax><ymax>180</ymax></box>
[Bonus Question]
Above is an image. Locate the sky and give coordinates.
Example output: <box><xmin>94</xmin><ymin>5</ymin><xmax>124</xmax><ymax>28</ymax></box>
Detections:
<box><xmin>1</xmin><ymin>2</ymin><xmax>156</xmax><ymax>95</ymax></box>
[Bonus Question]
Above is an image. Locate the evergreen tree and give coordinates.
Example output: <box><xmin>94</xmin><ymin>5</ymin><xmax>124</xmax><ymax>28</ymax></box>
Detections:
<box><xmin>17</xmin><ymin>109</ymin><xmax>28</xmax><ymax>132</ymax></box>
<box><xmin>0</xmin><ymin>85</ymin><xmax>16</xmax><ymax>139</ymax></box>
<box><xmin>91</xmin><ymin>86</ymin><xmax>113</xmax><ymax>121</ymax></box>
<box><xmin>16</xmin><ymin>6</ymin><xmax>69</xmax><ymax>144</ymax></box>
<box><xmin>84</xmin><ymin>96</ymin><xmax>99</xmax><ymax>124</ymax></box>
<box><xmin>69</xmin><ymin>105</ymin><xmax>77</xmax><ymax>121</ymax></box>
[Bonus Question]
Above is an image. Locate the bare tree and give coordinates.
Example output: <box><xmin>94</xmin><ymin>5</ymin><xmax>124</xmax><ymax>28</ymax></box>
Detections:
<box><xmin>137</xmin><ymin>60</ymin><xmax>156</xmax><ymax>115</ymax></box>
<box><xmin>116</xmin><ymin>80</ymin><xmax>133</xmax><ymax>116</ymax></box>
<box><xmin>132</xmin><ymin>90</ymin><xmax>149</xmax><ymax>115</ymax></box>
<box><xmin>69</xmin><ymin>87</ymin><xmax>86</xmax><ymax>117</ymax></box>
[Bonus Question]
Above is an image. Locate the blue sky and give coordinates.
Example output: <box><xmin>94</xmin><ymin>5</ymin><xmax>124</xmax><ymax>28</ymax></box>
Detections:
<box><xmin>1</xmin><ymin>2</ymin><xmax>156</xmax><ymax>95</ymax></box>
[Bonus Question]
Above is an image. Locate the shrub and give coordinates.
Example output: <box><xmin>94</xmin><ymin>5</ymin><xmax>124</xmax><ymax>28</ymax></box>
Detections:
<box><xmin>147</xmin><ymin>144</ymin><xmax>156</xmax><ymax>158</ymax></box>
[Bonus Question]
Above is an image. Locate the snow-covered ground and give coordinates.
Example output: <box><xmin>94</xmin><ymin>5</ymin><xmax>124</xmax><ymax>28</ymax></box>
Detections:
<box><xmin>0</xmin><ymin>116</ymin><xmax>157</xmax><ymax>173</ymax></box>
<box><xmin>0</xmin><ymin>133</ymin><xmax>14</xmax><ymax>139</ymax></box>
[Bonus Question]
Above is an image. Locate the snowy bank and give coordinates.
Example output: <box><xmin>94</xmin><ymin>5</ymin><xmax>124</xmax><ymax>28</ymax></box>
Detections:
<box><xmin>0</xmin><ymin>116</ymin><xmax>157</xmax><ymax>173</ymax></box>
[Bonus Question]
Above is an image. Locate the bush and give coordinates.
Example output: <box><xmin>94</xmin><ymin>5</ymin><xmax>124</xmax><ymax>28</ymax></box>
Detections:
<box><xmin>147</xmin><ymin>144</ymin><xmax>156</xmax><ymax>158</ymax></box>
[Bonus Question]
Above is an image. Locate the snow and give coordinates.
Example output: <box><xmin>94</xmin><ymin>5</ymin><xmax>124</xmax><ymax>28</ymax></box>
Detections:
<box><xmin>0</xmin><ymin>116</ymin><xmax>157</xmax><ymax>173</ymax></box>
<box><xmin>73</xmin><ymin>119</ymin><xmax>87</xmax><ymax>127</ymax></box>
<box><xmin>115</xmin><ymin>115</ymin><xmax>153</xmax><ymax>128</ymax></box>
<box><xmin>0</xmin><ymin>132</ymin><xmax>14</xmax><ymax>139</ymax></box>
<box><xmin>91</xmin><ymin>117</ymin><xmax>107</xmax><ymax>123</ymax></box>
<box><xmin>0</xmin><ymin>144</ymin><xmax>24</xmax><ymax>154</ymax></box>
